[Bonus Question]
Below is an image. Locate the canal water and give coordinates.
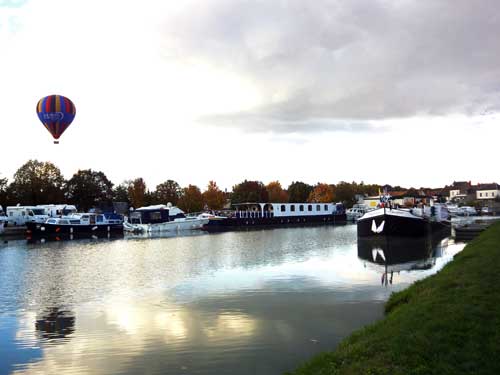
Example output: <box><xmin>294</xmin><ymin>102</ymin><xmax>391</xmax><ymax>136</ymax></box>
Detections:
<box><xmin>0</xmin><ymin>225</ymin><xmax>464</xmax><ymax>375</ymax></box>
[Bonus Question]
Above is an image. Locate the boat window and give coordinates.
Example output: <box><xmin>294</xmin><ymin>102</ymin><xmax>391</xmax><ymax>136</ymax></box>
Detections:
<box><xmin>324</xmin><ymin>204</ymin><xmax>328</xmax><ymax>211</ymax></box>
<box><xmin>308</xmin><ymin>205</ymin><xmax>312</xmax><ymax>211</ymax></box>
<box><xmin>59</xmin><ymin>220</ymin><xmax>69</xmax><ymax>225</ymax></box>
<box><xmin>290</xmin><ymin>205</ymin><xmax>295</xmax><ymax>212</ymax></box>
<box><xmin>316</xmin><ymin>205</ymin><xmax>321</xmax><ymax>211</ymax></box>
<box><xmin>150</xmin><ymin>212</ymin><xmax>162</xmax><ymax>221</ymax></box>
<box><xmin>70</xmin><ymin>220</ymin><xmax>80</xmax><ymax>224</ymax></box>
<box><xmin>280</xmin><ymin>205</ymin><xmax>286</xmax><ymax>212</ymax></box>
<box><xmin>81</xmin><ymin>215</ymin><xmax>89</xmax><ymax>220</ymax></box>
<box><xmin>28</xmin><ymin>210</ymin><xmax>34</xmax><ymax>216</ymax></box>
<box><xmin>9</xmin><ymin>212</ymin><xmax>13</xmax><ymax>216</ymax></box>
<box><xmin>299</xmin><ymin>205</ymin><xmax>304</xmax><ymax>212</ymax></box>
<box><xmin>96</xmin><ymin>215</ymin><xmax>104</xmax><ymax>223</ymax></box>
<box><xmin>48</xmin><ymin>219</ymin><xmax>56</xmax><ymax>224</ymax></box>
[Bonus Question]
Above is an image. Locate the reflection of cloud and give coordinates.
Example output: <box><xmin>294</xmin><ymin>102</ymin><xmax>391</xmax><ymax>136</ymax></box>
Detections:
<box><xmin>14</xmin><ymin>311</ymin><xmax>37</xmax><ymax>343</ymax></box>
<box><xmin>12</xmin><ymin>298</ymin><xmax>259</xmax><ymax>375</ymax></box>
<box><xmin>154</xmin><ymin>312</ymin><xmax>187</xmax><ymax>341</ymax></box>
<box><xmin>204</xmin><ymin>313</ymin><xmax>256</xmax><ymax>339</ymax></box>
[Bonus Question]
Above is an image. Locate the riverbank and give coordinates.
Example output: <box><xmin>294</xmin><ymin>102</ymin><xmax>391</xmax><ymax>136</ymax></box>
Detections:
<box><xmin>288</xmin><ymin>222</ymin><xmax>500</xmax><ymax>375</ymax></box>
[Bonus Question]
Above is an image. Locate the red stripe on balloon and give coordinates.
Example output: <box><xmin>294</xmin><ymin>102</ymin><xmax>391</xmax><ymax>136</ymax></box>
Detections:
<box><xmin>45</xmin><ymin>96</ymin><xmax>52</xmax><ymax>112</ymax></box>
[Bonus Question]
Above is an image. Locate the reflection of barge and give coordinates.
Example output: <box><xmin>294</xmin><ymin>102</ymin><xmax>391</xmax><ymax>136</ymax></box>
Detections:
<box><xmin>357</xmin><ymin>234</ymin><xmax>449</xmax><ymax>285</ymax></box>
<box><xmin>358</xmin><ymin>236</ymin><xmax>434</xmax><ymax>267</ymax></box>
<box><xmin>203</xmin><ymin>202</ymin><xmax>346</xmax><ymax>231</ymax></box>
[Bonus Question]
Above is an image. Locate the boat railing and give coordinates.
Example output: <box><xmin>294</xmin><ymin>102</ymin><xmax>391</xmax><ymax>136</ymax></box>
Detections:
<box><xmin>235</xmin><ymin>211</ymin><xmax>274</xmax><ymax>219</ymax></box>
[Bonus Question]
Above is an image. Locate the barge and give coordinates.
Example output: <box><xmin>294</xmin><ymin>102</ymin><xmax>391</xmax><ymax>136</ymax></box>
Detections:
<box><xmin>203</xmin><ymin>202</ymin><xmax>346</xmax><ymax>231</ymax></box>
<box><xmin>357</xmin><ymin>205</ymin><xmax>451</xmax><ymax>237</ymax></box>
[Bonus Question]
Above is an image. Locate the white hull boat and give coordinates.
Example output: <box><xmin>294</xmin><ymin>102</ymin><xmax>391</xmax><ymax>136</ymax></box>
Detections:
<box><xmin>132</xmin><ymin>216</ymin><xmax>209</xmax><ymax>233</ymax></box>
<box><xmin>346</xmin><ymin>204</ymin><xmax>370</xmax><ymax>221</ymax></box>
<box><xmin>126</xmin><ymin>204</ymin><xmax>210</xmax><ymax>233</ymax></box>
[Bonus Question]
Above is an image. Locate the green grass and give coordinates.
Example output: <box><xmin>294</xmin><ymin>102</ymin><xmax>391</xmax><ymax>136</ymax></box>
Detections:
<box><xmin>287</xmin><ymin>222</ymin><xmax>500</xmax><ymax>375</ymax></box>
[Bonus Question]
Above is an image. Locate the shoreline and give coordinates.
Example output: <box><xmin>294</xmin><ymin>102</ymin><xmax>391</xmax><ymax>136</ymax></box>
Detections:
<box><xmin>287</xmin><ymin>222</ymin><xmax>500</xmax><ymax>375</ymax></box>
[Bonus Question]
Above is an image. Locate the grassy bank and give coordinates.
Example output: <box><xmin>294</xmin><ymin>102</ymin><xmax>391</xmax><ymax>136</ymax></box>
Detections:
<box><xmin>288</xmin><ymin>222</ymin><xmax>500</xmax><ymax>375</ymax></box>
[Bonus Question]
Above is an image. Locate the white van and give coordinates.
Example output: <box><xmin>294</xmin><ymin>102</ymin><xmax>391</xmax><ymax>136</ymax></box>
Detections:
<box><xmin>6</xmin><ymin>206</ymin><xmax>49</xmax><ymax>226</ymax></box>
<box><xmin>37</xmin><ymin>204</ymin><xmax>77</xmax><ymax>218</ymax></box>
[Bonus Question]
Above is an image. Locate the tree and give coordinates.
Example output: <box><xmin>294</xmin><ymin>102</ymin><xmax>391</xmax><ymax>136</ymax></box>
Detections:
<box><xmin>113</xmin><ymin>182</ymin><xmax>131</xmax><ymax>203</ymax></box>
<box><xmin>202</xmin><ymin>181</ymin><xmax>226</xmax><ymax>210</ymax></box>
<box><xmin>308</xmin><ymin>183</ymin><xmax>334</xmax><ymax>203</ymax></box>
<box><xmin>65</xmin><ymin>169</ymin><xmax>114</xmax><ymax>211</ymax></box>
<box><xmin>0</xmin><ymin>176</ymin><xmax>8</xmax><ymax>207</ymax></box>
<box><xmin>155</xmin><ymin>180</ymin><xmax>181</xmax><ymax>205</ymax></box>
<box><xmin>266</xmin><ymin>181</ymin><xmax>288</xmax><ymax>203</ymax></box>
<box><xmin>127</xmin><ymin>178</ymin><xmax>147</xmax><ymax>209</ymax></box>
<box><xmin>231</xmin><ymin>180</ymin><xmax>268</xmax><ymax>204</ymax></box>
<box><xmin>333</xmin><ymin>181</ymin><xmax>357</xmax><ymax>207</ymax></box>
<box><xmin>9</xmin><ymin>160</ymin><xmax>65</xmax><ymax>204</ymax></box>
<box><xmin>177</xmin><ymin>185</ymin><xmax>203</xmax><ymax>212</ymax></box>
<box><xmin>287</xmin><ymin>181</ymin><xmax>313</xmax><ymax>203</ymax></box>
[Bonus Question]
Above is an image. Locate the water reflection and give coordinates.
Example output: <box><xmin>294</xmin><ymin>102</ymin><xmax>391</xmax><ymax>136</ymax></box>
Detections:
<box><xmin>35</xmin><ymin>308</ymin><xmax>75</xmax><ymax>341</ymax></box>
<box><xmin>0</xmin><ymin>225</ymin><xmax>464</xmax><ymax>375</ymax></box>
<box><xmin>358</xmin><ymin>234</ymin><xmax>450</xmax><ymax>286</ymax></box>
<box><xmin>27</xmin><ymin>232</ymin><xmax>124</xmax><ymax>244</ymax></box>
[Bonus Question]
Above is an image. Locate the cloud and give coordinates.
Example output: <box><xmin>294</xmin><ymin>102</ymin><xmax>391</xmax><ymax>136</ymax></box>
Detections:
<box><xmin>199</xmin><ymin>111</ymin><xmax>383</xmax><ymax>134</ymax></box>
<box><xmin>161</xmin><ymin>0</ymin><xmax>500</xmax><ymax>133</ymax></box>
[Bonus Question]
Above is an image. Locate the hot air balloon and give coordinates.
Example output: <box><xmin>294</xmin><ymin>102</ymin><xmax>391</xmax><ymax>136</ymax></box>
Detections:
<box><xmin>36</xmin><ymin>95</ymin><xmax>76</xmax><ymax>144</ymax></box>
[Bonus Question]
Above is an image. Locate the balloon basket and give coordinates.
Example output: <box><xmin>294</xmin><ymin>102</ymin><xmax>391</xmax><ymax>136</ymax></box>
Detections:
<box><xmin>54</xmin><ymin>141</ymin><xmax>59</xmax><ymax>144</ymax></box>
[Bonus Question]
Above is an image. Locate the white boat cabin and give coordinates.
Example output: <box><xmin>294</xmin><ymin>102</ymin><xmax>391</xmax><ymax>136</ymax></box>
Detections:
<box><xmin>232</xmin><ymin>202</ymin><xmax>344</xmax><ymax>218</ymax></box>
<box><xmin>129</xmin><ymin>204</ymin><xmax>186</xmax><ymax>224</ymax></box>
<box><xmin>46</xmin><ymin>213</ymin><xmax>123</xmax><ymax>226</ymax></box>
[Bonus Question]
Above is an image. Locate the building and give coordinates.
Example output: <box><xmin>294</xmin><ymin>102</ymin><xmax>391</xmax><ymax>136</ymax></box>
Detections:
<box><xmin>447</xmin><ymin>181</ymin><xmax>474</xmax><ymax>202</ymax></box>
<box><xmin>476</xmin><ymin>183</ymin><xmax>500</xmax><ymax>200</ymax></box>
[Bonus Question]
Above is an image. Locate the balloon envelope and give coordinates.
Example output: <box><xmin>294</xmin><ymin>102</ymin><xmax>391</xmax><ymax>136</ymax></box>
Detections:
<box><xmin>36</xmin><ymin>95</ymin><xmax>76</xmax><ymax>143</ymax></box>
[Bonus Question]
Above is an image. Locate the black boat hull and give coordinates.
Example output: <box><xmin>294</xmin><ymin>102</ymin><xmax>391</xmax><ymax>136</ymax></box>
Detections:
<box><xmin>357</xmin><ymin>212</ymin><xmax>450</xmax><ymax>237</ymax></box>
<box><xmin>203</xmin><ymin>214</ymin><xmax>347</xmax><ymax>231</ymax></box>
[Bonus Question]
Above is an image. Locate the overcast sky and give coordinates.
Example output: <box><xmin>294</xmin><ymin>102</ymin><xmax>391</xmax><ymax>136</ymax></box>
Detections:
<box><xmin>1</xmin><ymin>0</ymin><xmax>499</xmax><ymax>191</ymax></box>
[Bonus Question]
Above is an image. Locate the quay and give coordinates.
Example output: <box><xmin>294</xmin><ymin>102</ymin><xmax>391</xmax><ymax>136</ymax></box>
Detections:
<box><xmin>454</xmin><ymin>217</ymin><xmax>500</xmax><ymax>241</ymax></box>
<box><xmin>287</xmin><ymin>222</ymin><xmax>500</xmax><ymax>375</ymax></box>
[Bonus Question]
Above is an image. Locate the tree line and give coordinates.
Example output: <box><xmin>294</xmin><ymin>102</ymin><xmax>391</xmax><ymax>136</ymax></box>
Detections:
<box><xmin>0</xmin><ymin>160</ymin><xmax>381</xmax><ymax>212</ymax></box>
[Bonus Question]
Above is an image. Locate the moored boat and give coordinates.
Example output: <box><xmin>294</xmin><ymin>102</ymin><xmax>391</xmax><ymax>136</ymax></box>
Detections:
<box><xmin>26</xmin><ymin>213</ymin><xmax>124</xmax><ymax>236</ymax></box>
<box><xmin>126</xmin><ymin>204</ymin><xmax>209</xmax><ymax>233</ymax></box>
<box><xmin>357</xmin><ymin>204</ymin><xmax>450</xmax><ymax>237</ymax></box>
<box><xmin>203</xmin><ymin>202</ymin><xmax>346</xmax><ymax>231</ymax></box>
<box><xmin>346</xmin><ymin>204</ymin><xmax>370</xmax><ymax>221</ymax></box>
